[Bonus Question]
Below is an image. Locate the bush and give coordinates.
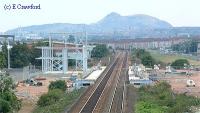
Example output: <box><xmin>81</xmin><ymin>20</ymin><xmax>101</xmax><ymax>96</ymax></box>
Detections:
<box><xmin>37</xmin><ymin>89</ymin><xmax>64</xmax><ymax>107</ymax></box>
<box><xmin>0</xmin><ymin>93</ymin><xmax>21</xmax><ymax>113</ymax></box>
<box><xmin>136</xmin><ymin>101</ymin><xmax>166</xmax><ymax>113</ymax></box>
<box><xmin>1</xmin><ymin>91</ymin><xmax>21</xmax><ymax>111</ymax></box>
<box><xmin>136</xmin><ymin>82</ymin><xmax>200</xmax><ymax>113</ymax></box>
<box><xmin>0</xmin><ymin>98</ymin><xmax>11</xmax><ymax>113</ymax></box>
<box><xmin>0</xmin><ymin>74</ymin><xmax>21</xmax><ymax>113</ymax></box>
<box><xmin>33</xmin><ymin>89</ymin><xmax>84</xmax><ymax>113</ymax></box>
<box><xmin>171</xmin><ymin>59</ymin><xmax>189</xmax><ymax>69</ymax></box>
<box><xmin>48</xmin><ymin>80</ymin><xmax>67</xmax><ymax>91</ymax></box>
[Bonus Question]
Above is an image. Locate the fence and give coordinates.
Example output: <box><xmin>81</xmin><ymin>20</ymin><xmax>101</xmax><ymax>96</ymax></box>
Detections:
<box><xmin>8</xmin><ymin>65</ymin><xmax>42</xmax><ymax>82</ymax></box>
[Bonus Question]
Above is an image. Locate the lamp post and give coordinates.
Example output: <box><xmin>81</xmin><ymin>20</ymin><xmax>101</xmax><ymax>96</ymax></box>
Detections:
<box><xmin>0</xmin><ymin>35</ymin><xmax>14</xmax><ymax>69</ymax></box>
<box><xmin>7</xmin><ymin>39</ymin><xmax>10</xmax><ymax>69</ymax></box>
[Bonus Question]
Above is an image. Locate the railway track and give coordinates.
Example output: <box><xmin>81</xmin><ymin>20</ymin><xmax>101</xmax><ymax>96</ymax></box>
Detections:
<box><xmin>79</xmin><ymin>56</ymin><xmax>120</xmax><ymax>113</ymax></box>
<box><xmin>109</xmin><ymin>52</ymin><xmax>128</xmax><ymax>113</ymax></box>
<box><xmin>69</xmin><ymin>53</ymin><xmax>121</xmax><ymax>113</ymax></box>
<box><xmin>69</xmin><ymin>52</ymin><xmax>128</xmax><ymax>113</ymax></box>
<box><xmin>92</xmin><ymin>52</ymin><xmax>125</xmax><ymax>113</ymax></box>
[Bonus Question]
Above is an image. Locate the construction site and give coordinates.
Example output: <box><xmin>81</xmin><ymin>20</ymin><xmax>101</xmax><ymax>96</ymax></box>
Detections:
<box><xmin>2</xmin><ymin>0</ymin><xmax>200</xmax><ymax>112</ymax></box>
<box><xmin>1</xmin><ymin>33</ymin><xmax>200</xmax><ymax>113</ymax></box>
<box><xmin>128</xmin><ymin>63</ymin><xmax>200</xmax><ymax>96</ymax></box>
<box><xmin>0</xmin><ymin>33</ymin><xmax>109</xmax><ymax>112</ymax></box>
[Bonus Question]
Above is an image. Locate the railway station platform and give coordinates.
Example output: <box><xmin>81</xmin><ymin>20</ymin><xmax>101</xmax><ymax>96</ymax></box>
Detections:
<box><xmin>74</xmin><ymin>66</ymin><xmax>106</xmax><ymax>89</ymax></box>
<box><xmin>85</xmin><ymin>66</ymin><xmax>106</xmax><ymax>80</ymax></box>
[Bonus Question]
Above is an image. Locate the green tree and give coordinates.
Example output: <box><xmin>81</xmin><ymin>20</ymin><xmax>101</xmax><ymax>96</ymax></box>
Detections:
<box><xmin>91</xmin><ymin>44</ymin><xmax>109</xmax><ymax>58</ymax></box>
<box><xmin>10</xmin><ymin>42</ymin><xmax>31</xmax><ymax>68</ymax></box>
<box><xmin>30</xmin><ymin>41</ymin><xmax>49</xmax><ymax>66</ymax></box>
<box><xmin>48</xmin><ymin>80</ymin><xmax>66</xmax><ymax>91</ymax></box>
<box><xmin>0</xmin><ymin>73</ymin><xmax>21</xmax><ymax>113</ymax></box>
<box><xmin>171</xmin><ymin>40</ymin><xmax>198</xmax><ymax>54</ymax></box>
<box><xmin>131</xmin><ymin>49</ymin><xmax>156</xmax><ymax>67</ymax></box>
<box><xmin>0</xmin><ymin>74</ymin><xmax>13</xmax><ymax>93</ymax></box>
<box><xmin>141</xmin><ymin>55</ymin><xmax>155</xmax><ymax>68</ymax></box>
<box><xmin>1</xmin><ymin>41</ymin><xmax>48</xmax><ymax>68</ymax></box>
<box><xmin>171</xmin><ymin>59</ymin><xmax>189</xmax><ymax>69</ymax></box>
<box><xmin>2</xmin><ymin>42</ymin><xmax>8</xmax><ymax>68</ymax></box>
<box><xmin>135</xmin><ymin>49</ymin><xmax>148</xmax><ymax>59</ymax></box>
<box><xmin>186</xmin><ymin>40</ymin><xmax>198</xmax><ymax>54</ymax></box>
<box><xmin>67</xmin><ymin>35</ymin><xmax>75</xmax><ymax>43</ymax></box>
<box><xmin>68</xmin><ymin>59</ymin><xmax>76</xmax><ymax>66</ymax></box>
<box><xmin>0</xmin><ymin>52</ymin><xmax>6</xmax><ymax>69</ymax></box>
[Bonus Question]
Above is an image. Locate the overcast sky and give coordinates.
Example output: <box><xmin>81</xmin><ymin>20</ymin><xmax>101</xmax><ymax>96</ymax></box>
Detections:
<box><xmin>0</xmin><ymin>0</ymin><xmax>199</xmax><ymax>32</ymax></box>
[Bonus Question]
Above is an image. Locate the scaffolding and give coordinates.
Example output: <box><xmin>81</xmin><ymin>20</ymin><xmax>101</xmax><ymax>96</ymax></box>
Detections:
<box><xmin>37</xmin><ymin>33</ymin><xmax>93</xmax><ymax>76</ymax></box>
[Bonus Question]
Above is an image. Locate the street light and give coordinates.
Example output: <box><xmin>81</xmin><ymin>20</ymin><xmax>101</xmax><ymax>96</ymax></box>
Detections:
<box><xmin>7</xmin><ymin>39</ymin><xmax>10</xmax><ymax>69</ymax></box>
<box><xmin>0</xmin><ymin>35</ymin><xmax>14</xmax><ymax>69</ymax></box>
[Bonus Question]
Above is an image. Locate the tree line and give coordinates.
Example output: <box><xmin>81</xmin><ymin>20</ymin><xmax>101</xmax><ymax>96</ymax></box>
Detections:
<box><xmin>171</xmin><ymin>40</ymin><xmax>198</xmax><ymax>54</ymax></box>
<box><xmin>131</xmin><ymin>49</ymin><xmax>190</xmax><ymax>69</ymax></box>
<box><xmin>91</xmin><ymin>44</ymin><xmax>109</xmax><ymax>58</ymax></box>
<box><xmin>131</xmin><ymin>49</ymin><xmax>157</xmax><ymax>67</ymax></box>
<box><xmin>0</xmin><ymin>41</ymin><xmax>48</xmax><ymax>69</ymax></box>
<box><xmin>0</xmin><ymin>42</ymin><xmax>109</xmax><ymax>69</ymax></box>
